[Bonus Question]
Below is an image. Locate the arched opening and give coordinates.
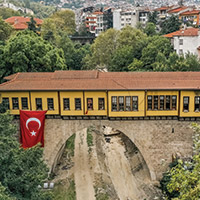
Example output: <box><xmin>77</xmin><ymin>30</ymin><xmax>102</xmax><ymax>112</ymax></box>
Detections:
<box><xmin>51</xmin><ymin>125</ymin><xmax>162</xmax><ymax>200</ymax></box>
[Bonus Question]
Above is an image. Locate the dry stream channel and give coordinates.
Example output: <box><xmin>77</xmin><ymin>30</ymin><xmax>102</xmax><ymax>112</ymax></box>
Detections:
<box><xmin>53</xmin><ymin>126</ymin><xmax>162</xmax><ymax>200</ymax></box>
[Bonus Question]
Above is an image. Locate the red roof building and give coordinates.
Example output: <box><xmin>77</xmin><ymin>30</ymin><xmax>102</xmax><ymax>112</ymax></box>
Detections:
<box><xmin>5</xmin><ymin>16</ymin><xmax>43</xmax><ymax>30</ymax></box>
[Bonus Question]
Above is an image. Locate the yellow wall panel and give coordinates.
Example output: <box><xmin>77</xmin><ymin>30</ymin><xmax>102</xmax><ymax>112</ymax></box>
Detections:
<box><xmin>146</xmin><ymin>91</ymin><xmax>179</xmax><ymax>116</ymax></box>
<box><xmin>108</xmin><ymin>91</ymin><xmax>145</xmax><ymax>117</ymax></box>
<box><xmin>180</xmin><ymin>91</ymin><xmax>200</xmax><ymax>117</ymax></box>
<box><xmin>30</xmin><ymin>92</ymin><xmax>59</xmax><ymax>115</ymax></box>
<box><xmin>60</xmin><ymin>91</ymin><xmax>84</xmax><ymax>116</ymax></box>
<box><xmin>0</xmin><ymin>92</ymin><xmax>30</xmax><ymax>115</ymax></box>
<box><xmin>84</xmin><ymin>91</ymin><xmax>107</xmax><ymax>116</ymax></box>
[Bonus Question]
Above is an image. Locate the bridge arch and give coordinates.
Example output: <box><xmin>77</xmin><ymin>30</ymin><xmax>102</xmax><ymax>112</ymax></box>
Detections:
<box><xmin>43</xmin><ymin>119</ymin><xmax>193</xmax><ymax>181</ymax></box>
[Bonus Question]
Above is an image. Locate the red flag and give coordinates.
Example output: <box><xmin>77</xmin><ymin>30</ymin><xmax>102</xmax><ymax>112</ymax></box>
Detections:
<box><xmin>20</xmin><ymin>110</ymin><xmax>47</xmax><ymax>148</ymax></box>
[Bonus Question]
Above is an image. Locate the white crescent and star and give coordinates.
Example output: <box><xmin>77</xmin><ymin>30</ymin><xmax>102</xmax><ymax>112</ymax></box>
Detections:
<box><xmin>26</xmin><ymin>118</ymin><xmax>41</xmax><ymax>136</ymax></box>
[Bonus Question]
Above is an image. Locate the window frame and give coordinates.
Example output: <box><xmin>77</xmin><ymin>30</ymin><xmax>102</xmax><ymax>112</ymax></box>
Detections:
<box><xmin>2</xmin><ymin>97</ymin><xmax>10</xmax><ymax>110</ymax></box>
<box><xmin>98</xmin><ymin>98</ymin><xmax>105</xmax><ymax>110</ymax></box>
<box><xmin>47</xmin><ymin>98</ymin><xmax>54</xmax><ymax>110</ymax></box>
<box><xmin>87</xmin><ymin>98</ymin><xmax>93</xmax><ymax>110</ymax></box>
<box><xmin>36</xmin><ymin>98</ymin><xmax>43</xmax><ymax>110</ymax></box>
<box><xmin>132</xmin><ymin>96</ymin><xmax>138</xmax><ymax>111</ymax></box>
<box><xmin>125</xmin><ymin>96</ymin><xmax>131</xmax><ymax>111</ymax></box>
<box><xmin>111</xmin><ymin>96</ymin><xmax>117</xmax><ymax>111</ymax></box>
<box><xmin>75</xmin><ymin>98</ymin><xmax>82</xmax><ymax>110</ymax></box>
<box><xmin>63</xmin><ymin>98</ymin><xmax>70</xmax><ymax>110</ymax></box>
<box><xmin>195</xmin><ymin>96</ymin><xmax>200</xmax><ymax>112</ymax></box>
<box><xmin>183</xmin><ymin>96</ymin><xmax>189</xmax><ymax>112</ymax></box>
<box><xmin>118</xmin><ymin>96</ymin><xmax>124</xmax><ymax>111</ymax></box>
<box><xmin>172</xmin><ymin>95</ymin><xmax>177</xmax><ymax>110</ymax></box>
<box><xmin>147</xmin><ymin>96</ymin><xmax>152</xmax><ymax>110</ymax></box>
<box><xmin>21</xmin><ymin>97</ymin><xmax>28</xmax><ymax>110</ymax></box>
<box><xmin>12</xmin><ymin>97</ymin><xmax>19</xmax><ymax>110</ymax></box>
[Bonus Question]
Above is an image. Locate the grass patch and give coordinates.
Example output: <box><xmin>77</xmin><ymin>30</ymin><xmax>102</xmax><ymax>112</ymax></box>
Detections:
<box><xmin>96</xmin><ymin>193</ymin><xmax>109</xmax><ymax>200</ymax></box>
<box><xmin>95</xmin><ymin>186</ymin><xmax>110</xmax><ymax>200</ymax></box>
<box><xmin>52</xmin><ymin>180</ymin><xmax>76</xmax><ymax>200</ymax></box>
<box><xmin>87</xmin><ymin>127</ymin><xmax>93</xmax><ymax>150</ymax></box>
<box><xmin>66</xmin><ymin>134</ymin><xmax>75</xmax><ymax>157</ymax></box>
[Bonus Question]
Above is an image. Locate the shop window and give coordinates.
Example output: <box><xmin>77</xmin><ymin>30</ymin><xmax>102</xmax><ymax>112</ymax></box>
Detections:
<box><xmin>183</xmin><ymin>97</ymin><xmax>189</xmax><ymax>112</ymax></box>
<box><xmin>118</xmin><ymin>96</ymin><xmax>124</xmax><ymax>111</ymax></box>
<box><xmin>147</xmin><ymin>96</ymin><xmax>152</xmax><ymax>110</ymax></box>
<box><xmin>172</xmin><ymin>96</ymin><xmax>177</xmax><ymax>110</ymax></box>
<box><xmin>2</xmin><ymin>98</ymin><xmax>9</xmax><ymax>110</ymax></box>
<box><xmin>195</xmin><ymin>96</ymin><xmax>200</xmax><ymax>112</ymax></box>
<box><xmin>132</xmin><ymin>96</ymin><xmax>138</xmax><ymax>111</ymax></box>
<box><xmin>21</xmin><ymin>97</ymin><xmax>28</xmax><ymax>109</ymax></box>
<box><xmin>12</xmin><ymin>97</ymin><xmax>19</xmax><ymax>110</ymax></box>
<box><xmin>154</xmin><ymin>96</ymin><xmax>158</xmax><ymax>110</ymax></box>
<box><xmin>98</xmin><ymin>98</ymin><xmax>105</xmax><ymax>110</ymax></box>
<box><xmin>63</xmin><ymin>98</ymin><xmax>70</xmax><ymax>110</ymax></box>
<box><xmin>160</xmin><ymin>96</ymin><xmax>164</xmax><ymax>110</ymax></box>
<box><xmin>36</xmin><ymin>98</ymin><xmax>42</xmax><ymax>110</ymax></box>
<box><xmin>87</xmin><ymin>98</ymin><xmax>93</xmax><ymax>110</ymax></box>
<box><xmin>47</xmin><ymin>98</ymin><xmax>54</xmax><ymax>110</ymax></box>
<box><xmin>166</xmin><ymin>96</ymin><xmax>171</xmax><ymax>110</ymax></box>
<box><xmin>75</xmin><ymin>98</ymin><xmax>81</xmax><ymax>110</ymax></box>
<box><xmin>111</xmin><ymin>96</ymin><xmax>117</xmax><ymax>111</ymax></box>
<box><xmin>125</xmin><ymin>96</ymin><xmax>131</xmax><ymax>111</ymax></box>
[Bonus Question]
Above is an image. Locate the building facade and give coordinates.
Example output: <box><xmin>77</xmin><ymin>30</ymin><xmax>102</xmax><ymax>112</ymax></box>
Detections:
<box><xmin>164</xmin><ymin>27</ymin><xmax>200</xmax><ymax>58</ymax></box>
<box><xmin>1</xmin><ymin>71</ymin><xmax>200</xmax><ymax>119</ymax></box>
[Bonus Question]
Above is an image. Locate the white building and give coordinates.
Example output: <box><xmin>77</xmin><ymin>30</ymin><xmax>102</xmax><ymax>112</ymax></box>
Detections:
<box><xmin>164</xmin><ymin>27</ymin><xmax>200</xmax><ymax>58</ymax></box>
<box><xmin>113</xmin><ymin>8</ymin><xmax>149</xmax><ymax>30</ymax></box>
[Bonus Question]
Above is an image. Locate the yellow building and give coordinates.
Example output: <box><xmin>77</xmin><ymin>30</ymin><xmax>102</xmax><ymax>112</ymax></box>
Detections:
<box><xmin>1</xmin><ymin>71</ymin><xmax>200</xmax><ymax>119</ymax></box>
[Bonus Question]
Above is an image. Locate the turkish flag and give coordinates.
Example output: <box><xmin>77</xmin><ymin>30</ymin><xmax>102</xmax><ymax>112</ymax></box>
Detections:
<box><xmin>20</xmin><ymin>110</ymin><xmax>47</xmax><ymax>148</ymax></box>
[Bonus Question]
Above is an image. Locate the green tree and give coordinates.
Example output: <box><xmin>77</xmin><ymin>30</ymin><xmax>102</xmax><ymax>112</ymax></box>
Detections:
<box><xmin>0</xmin><ymin>17</ymin><xmax>13</xmax><ymax>42</ymax></box>
<box><xmin>160</xmin><ymin>15</ymin><xmax>181</xmax><ymax>35</ymax></box>
<box><xmin>141</xmin><ymin>35</ymin><xmax>173</xmax><ymax>70</ymax></box>
<box><xmin>163</xmin><ymin>123</ymin><xmax>200</xmax><ymax>199</ymax></box>
<box><xmin>0</xmin><ymin>182</ymin><xmax>13</xmax><ymax>200</ymax></box>
<box><xmin>83</xmin><ymin>28</ymin><xmax>119</xmax><ymax>69</ymax></box>
<box><xmin>0</xmin><ymin>30</ymin><xmax>66</xmax><ymax>81</ymax></box>
<box><xmin>117</xmin><ymin>26</ymin><xmax>146</xmax><ymax>48</ymax></box>
<box><xmin>109</xmin><ymin>46</ymin><xmax>134</xmax><ymax>71</ymax></box>
<box><xmin>144</xmin><ymin>22</ymin><xmax>157</xmax><ymax>36</ymax></box>
<box><xmin>148</xmin><ymin>11</ymin><xmax>158</xmax><ymax>25</ymax></box>
<box><xmin>0</xmin><ymin>8</ymin><xmax>21</xmax><ymax>20</ymax></box>
<box><xmin>49</xmin><ymin>10</ymin><xmax>75</xmax><ymax>35</ymax></box>
<box><xmin>128</xmin><ymin>58</ymin><xmax>144</xmax><ymax>71</ymax></box>
<box><xmin>153</xmin><ymin>52</ymin><xmax>200</xmax><ymax>72</ymax></box>
<box><xmin>28</xmin><ymin>16</ymin><xmax>40</xmax><ymax>34</ymax></box>
<box><xmin>0</xmin><ymin>112</ymin><xmax>52</xmax><ymax>200</ymax></box>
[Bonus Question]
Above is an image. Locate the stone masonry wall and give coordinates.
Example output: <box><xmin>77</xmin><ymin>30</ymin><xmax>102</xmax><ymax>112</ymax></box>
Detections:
<box><xmin>42</xmin><ymin>119</ymin><xmax>194</xmax><ymax>181</ymax></box>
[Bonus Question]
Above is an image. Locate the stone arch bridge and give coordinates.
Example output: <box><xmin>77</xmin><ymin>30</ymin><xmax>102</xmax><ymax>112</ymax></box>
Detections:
<box><xmin>42</xmin><ymin>119</ymin><xmax>194</xmax><ymax>181</ymax></box>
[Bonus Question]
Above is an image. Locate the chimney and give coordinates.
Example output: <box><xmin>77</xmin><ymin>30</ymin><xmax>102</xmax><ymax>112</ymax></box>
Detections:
<box><xmin>14</xmin><ymin>18</ymin><xmax>18</xmax><ymax>24</ymax></box>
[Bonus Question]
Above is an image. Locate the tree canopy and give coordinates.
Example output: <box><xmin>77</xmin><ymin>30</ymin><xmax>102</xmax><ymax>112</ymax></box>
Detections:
<box><xmin>161</xmin><ymin>123</ymin><xmax>200</xmax><ymax>199</ymax></box>
<box><xmin>0</xmin><ymin>111</ymin><xmax>52</xmax><ymax>200</ymax></box>
<box><xmin>41</xmin><ymin>9</ymin><xmax>76</xmax><ymax>40</ymax></box>
<box><xmin>160</xmin><ymin>15</ymin><xmax>181</xmax><ymax>35</ymax></box>
<box><xmin>0</xmin><ymin>17</ymin><xmax>13</xmax><ymax>42</ymax></box>
<box><xmin>0</xmin><ymin>30</ymin><xmax>66</xmax><ymax>82</ymax></box>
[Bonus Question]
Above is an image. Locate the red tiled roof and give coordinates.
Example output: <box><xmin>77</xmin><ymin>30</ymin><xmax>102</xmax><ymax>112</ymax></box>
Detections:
<box><xmin>180</xmin><ymin>10</ymin><xmax>200</xmax><ymax>15</ymax></box>
<box><xmin>168</xmin><ymin>6</ymin><xmax>187</xmax><ymax>13</ymax></box>
<box><xmin>2</xmin><ymin>71</ymin><xmax>200</xmax><ymax>91</ymax></box>
<box><xmin>163</xmin><ymin>27</ymin><xmax>199</xmax><ymax>38</ymax></box>
<box><xmin>155</xmin><ymin>6</ymin><xmax>170</xmax><ymax>11</ymax></box>
<box><xmin>5</xmin><ymin>16</ymin><xmax>43</xmax><ymax>25</ymax></box>
<box><xmin>5</xmin><ymin>16</ymin><xmax>43</xmax><ymax>30</ymax></box>
<box><xmin>93</xmin><ymin>11</ymin><xmax>103</xmax><ymax>15</ymax></box>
